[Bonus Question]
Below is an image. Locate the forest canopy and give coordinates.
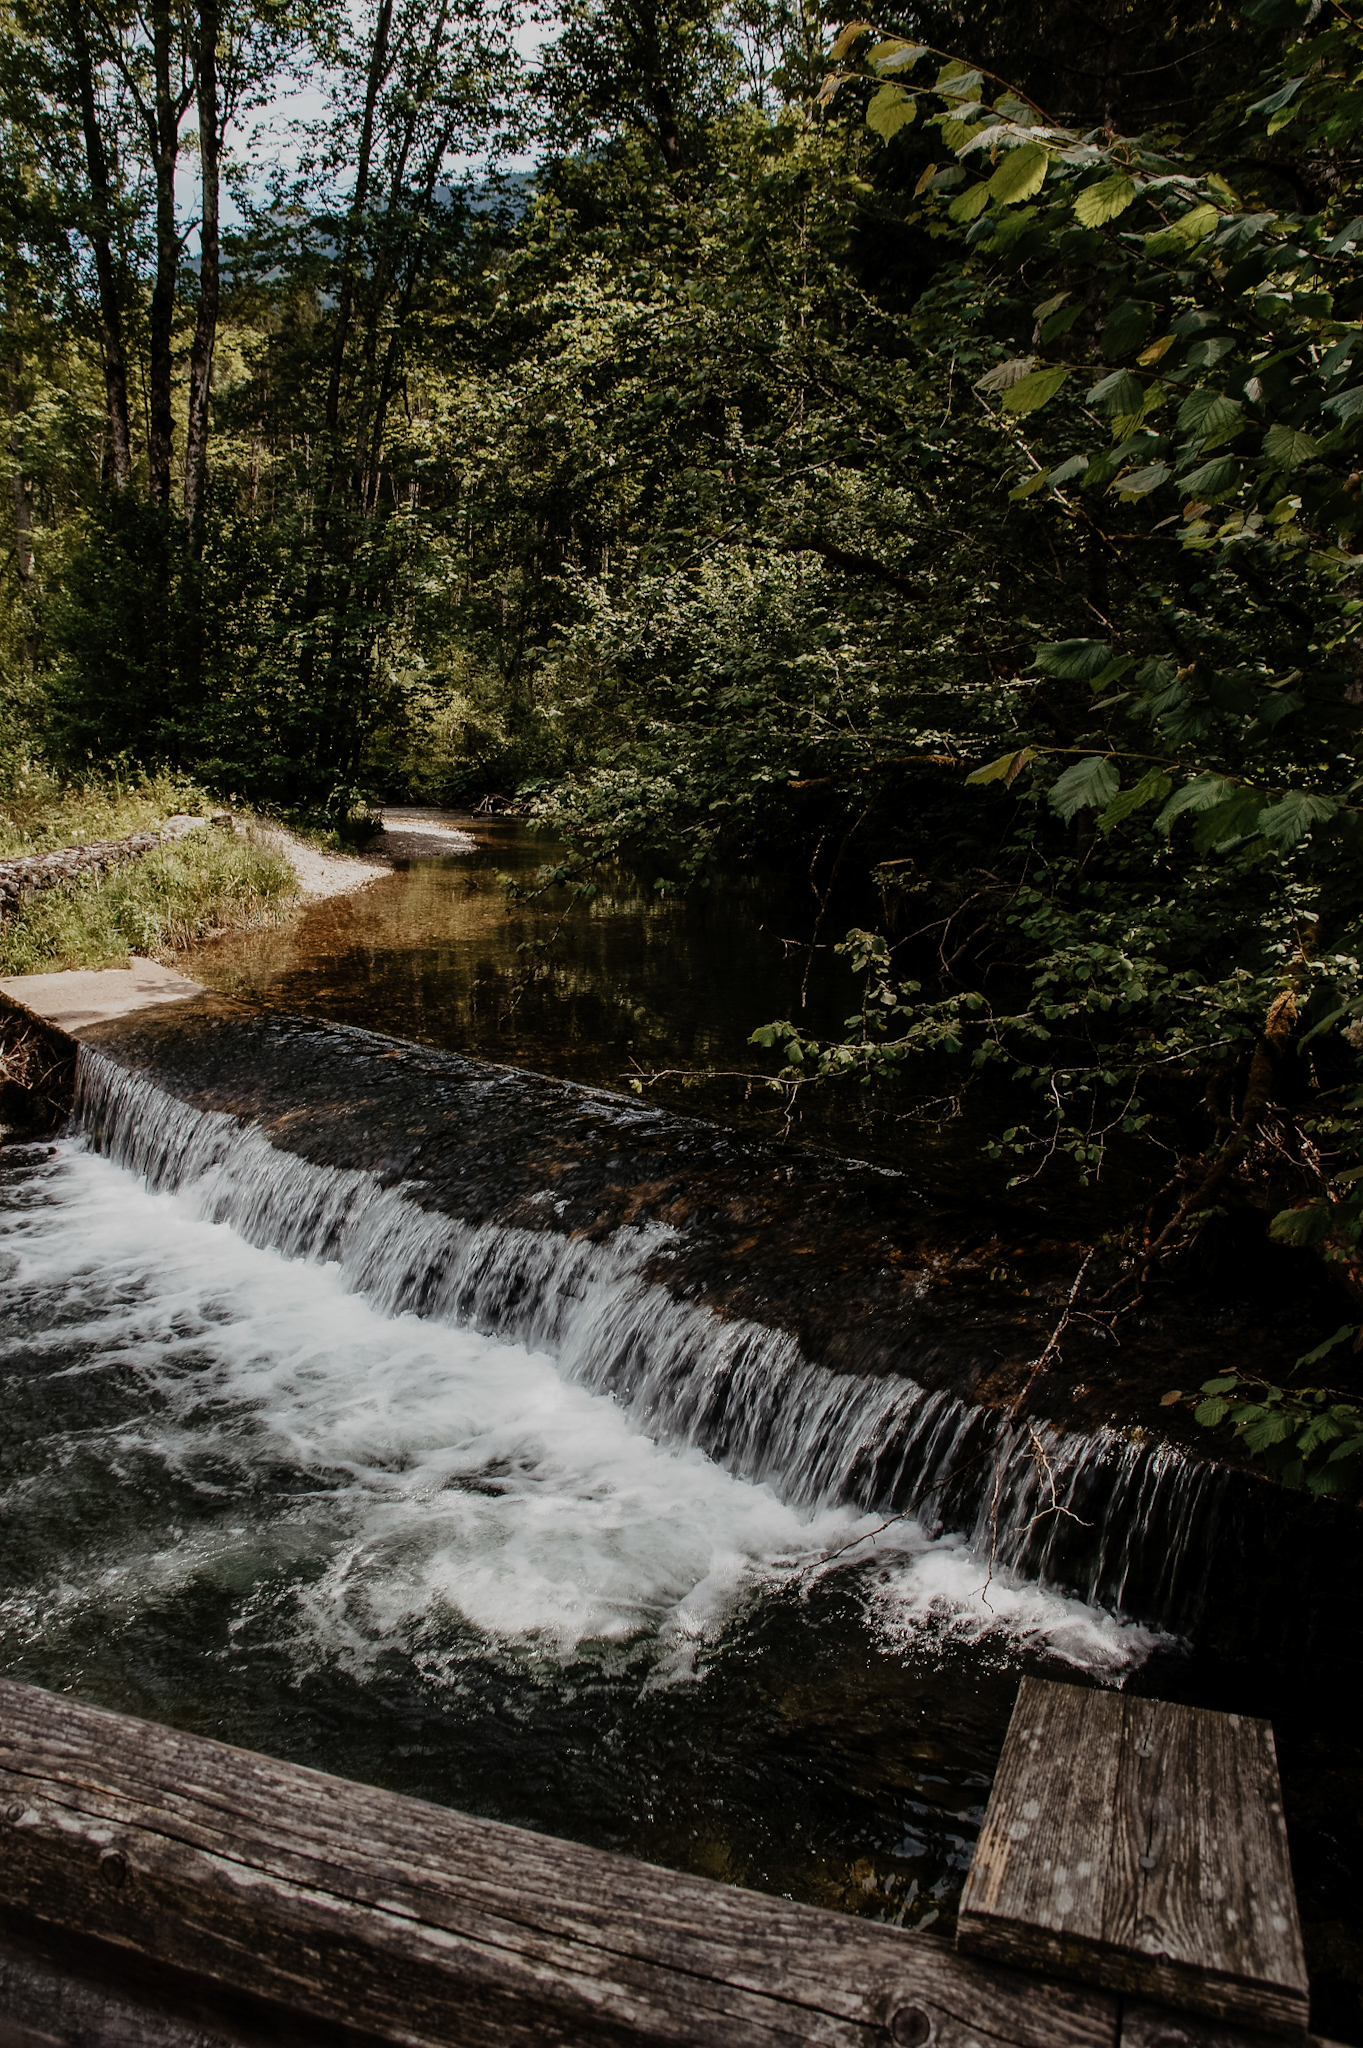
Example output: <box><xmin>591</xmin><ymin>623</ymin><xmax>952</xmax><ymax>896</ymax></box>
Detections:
<box><xmin>5</xmin><ymin>0</ymin><xmax>1363</xmax><ymax>1483</ymax></box>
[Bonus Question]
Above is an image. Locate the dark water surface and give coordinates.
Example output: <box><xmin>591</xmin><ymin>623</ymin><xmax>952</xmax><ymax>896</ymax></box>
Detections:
<box><xmin>182</xmin><ymin>811</ymin><xmax>890</xmax><ymax>1156</ymax></box>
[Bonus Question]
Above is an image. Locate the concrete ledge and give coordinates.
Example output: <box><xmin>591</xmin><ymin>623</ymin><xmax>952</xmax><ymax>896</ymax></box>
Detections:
<box><xmin>0</xmin><ymin>959</ymin><xmax>208</xmax><ymax>1033</ymax></box>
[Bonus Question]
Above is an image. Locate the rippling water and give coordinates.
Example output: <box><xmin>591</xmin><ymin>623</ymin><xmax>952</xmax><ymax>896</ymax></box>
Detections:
<box><xmin>0</xmin><ymin>1133</ymin><xmax>1158</xmax><ymax>1931</ymax></box>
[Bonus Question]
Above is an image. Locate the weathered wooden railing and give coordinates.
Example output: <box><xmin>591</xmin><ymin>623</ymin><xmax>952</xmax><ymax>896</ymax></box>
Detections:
<box><xmin>0</xmin><ymin>1673</ymin><xmax>1340</xmax><ymax>2048</ymax></box>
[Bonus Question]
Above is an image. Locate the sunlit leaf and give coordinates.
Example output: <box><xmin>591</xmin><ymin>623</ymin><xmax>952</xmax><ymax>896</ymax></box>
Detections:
<box><xmin>976</xmin><ymin>356</ymin><xmax>1037</xmax><ymax>393</ymax></box>
<box><xmin>948</xmin><ymin>180</ymin><xmax>990</xmax><ymax>221</ymax></box>
<box><xmin>1073</xmin><ymin>173</ymin><xmax>1135</xmax><ymax>227</ymax></box>
<box><xmin>827</xmin><ymin>20</ymin><xmax>873</xmax><ymax>59</ymax></box>
<box><xmin>988</xmin><ymin>142</ymin><xmax>1049</xmax><ymax>205</ymax></box>
<box><xmin>1001</xmin><ymin>366</ymin><xmax>1068</xmax><ymax>414</ymax></box>
<box><xmin>866</xmin><ymin>84</ymin><xmax>916</xmax><ymax>138</ymax></box>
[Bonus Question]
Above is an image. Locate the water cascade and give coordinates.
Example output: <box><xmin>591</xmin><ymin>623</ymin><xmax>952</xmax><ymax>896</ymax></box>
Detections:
<box><xmin>71</xmin><ymin>1045</ymin><xmax>1221</xmax><ymax>1636</ymax></box>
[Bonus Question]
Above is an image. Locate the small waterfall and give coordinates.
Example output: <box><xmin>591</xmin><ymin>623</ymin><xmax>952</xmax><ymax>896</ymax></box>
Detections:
<box><xmin>73</xmin><ymin>1047</ymin><xmax>1223</xmax><ymax>1632</ymax></box>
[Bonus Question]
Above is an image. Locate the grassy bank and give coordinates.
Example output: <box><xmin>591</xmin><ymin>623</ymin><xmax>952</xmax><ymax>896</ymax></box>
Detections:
<box><xmin>0</xmin><ymin>768</ymin><xmax>211</xmax><ymax>859</ymax></box>
<box><xmin>0</xmin><ymin>828</ymin><xmax>299</xmax><ymax>975</ymax></box>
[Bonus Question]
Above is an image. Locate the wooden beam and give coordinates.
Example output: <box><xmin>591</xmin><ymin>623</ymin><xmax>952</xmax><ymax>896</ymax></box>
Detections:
<box><xmin>0</xmin><ymin>1676</ymin><xmax>1116</xmax><ymax>2048</ymax></box>
<box><xmin>956</xmin><ymin>1678</ymin><xmax>1310</xmax><ymax>2039</ymax></box>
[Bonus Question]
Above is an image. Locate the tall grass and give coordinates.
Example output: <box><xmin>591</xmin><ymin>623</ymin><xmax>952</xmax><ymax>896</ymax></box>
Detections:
<box><xmin>0</xmin><ymin>828</ymin><xmax>298</xmax><ymax>975</ymax></box>
<box><xmin>0</xmin><ymin>768</ymin><xmax>210</xmax><ymax>859</ymax></box>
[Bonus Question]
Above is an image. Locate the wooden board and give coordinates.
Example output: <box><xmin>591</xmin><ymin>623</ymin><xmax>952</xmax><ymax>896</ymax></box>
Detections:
<box><xmin>957</xmin><ymin>1678</ymin><xmax>1310</xmax><ymax>2038</ymax></box>
<box><xmin>0</xmin><ymin>1676</ymin><xmax>1117</xmax><ymax>2048</ymax></box>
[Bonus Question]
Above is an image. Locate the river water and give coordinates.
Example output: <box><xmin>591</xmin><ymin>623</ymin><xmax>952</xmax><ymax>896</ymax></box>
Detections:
<box><xmin>1</xmin><ymin>812</ymin><xmax>1360</xmax><ymax>2033</ymax></box>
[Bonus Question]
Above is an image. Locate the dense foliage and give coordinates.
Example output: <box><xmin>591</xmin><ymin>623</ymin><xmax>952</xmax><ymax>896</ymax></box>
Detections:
<box><xmin>4</xmin><ymin>0</ymin><xmax>1363</xmax><ymax>1482</ymax></box>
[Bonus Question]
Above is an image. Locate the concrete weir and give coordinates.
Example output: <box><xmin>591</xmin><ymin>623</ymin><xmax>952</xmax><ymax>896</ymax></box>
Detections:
<box><xmin>1</xmin><ymin>957</ymin><xmax>209</xmax><ymax>1033</ymax></box>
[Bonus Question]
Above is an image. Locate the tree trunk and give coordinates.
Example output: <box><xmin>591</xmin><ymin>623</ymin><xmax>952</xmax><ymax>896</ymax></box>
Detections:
<box><xmin>67</xmin><ymin>0</ymin><xmax>133</xmax><ymax>488</ymax></box>
<box><xmin>145</xmin><ymin>0</ymin><xmax>182</xmax><ymax>507</ymax></box>
<box><xmin>325</xmin><ymin>0</ymin><xmax>394</xmax><ymax>447</ymax></box>
<box><xmin>184</xmin><ymin>0</ymin><xmax>221</xmax><ymax>537</ymax></box>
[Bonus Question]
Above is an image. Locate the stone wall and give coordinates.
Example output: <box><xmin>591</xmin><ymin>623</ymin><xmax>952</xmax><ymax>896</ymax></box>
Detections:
<box><xmin>0</xmin><ymin>815</ymin><xmax>208</xmax><ymax>917</ymax></box>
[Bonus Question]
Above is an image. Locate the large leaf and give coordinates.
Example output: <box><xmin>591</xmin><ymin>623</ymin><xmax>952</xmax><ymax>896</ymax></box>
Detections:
<box><xmin>1256</xmin><ymin>790</ymin><xmax>1338</xmax><ymax>848</ymax></box>
<box><xmin>1114</xmin><ymin>462</ymin><xmax>1171</xmax><ymax>496</ymax></box>
<box><xmin>1154</xmin><ymin>774</ymin><xmax>1235</xmax><ymax>831</ymax></box>
<box><xmin>868</xmin><ymin>39</ymin><xmax>926</xmax><ymax>70</ymax></box>
<box><xmin>965</xmin><ymin>745</ymin><xmax>1041</xmax><ymax>787</ymax></box>
<box><xmin>827</xmin><ymin>20</ymin><xmax>872</xmax><ymax>58</ymax></box>
<box><xmin>948</xmin><ymin>181</ymin><xmax>991</xmax><ymax>222</ymax></box>
<box><xmin>1248</xmin><ymin>75</ymin><xmax>1304</xmax><ymax>117</ymax></box>
<box><xmin>1324</xmin><ymin>385</ymin><xmax>1363</xmax><ymax>424</ymax></box>
<box><xmin>1034</xmin><ymin>638</ymin><xmax>1111</xmax><ymax>680</ymax></box>
<box><xmin>976</xmin><ymin>356</ymin><xmax>1037</xmax><ymax>393</ymax></box>
<box><xmin>866</xmin><ymin>85</ymin><xmax>916</xmax><ymax>139</ymax></box>
<box><xmin>1145</xmin><ymin>203</ymin><xmax>1219</xmax><ymax>259</ymax></box>
<box><xmin>988</xmin><ymin>142</ymin><xmax>1049</xmax><ymax>205</ymax></box>
<box><xmin>1269</xmin><ymin>1201</ymin><xmax>1334</xmax><ymax>1247</ymax></box>
<box><xmin>1263</xmin><ymin>424</ymin><xmax>1321</xmax><ymax>469</ymax></box>
<box><xmin>1098</xmin><ymin>768</ymin><xmax>1172</xmax><ymax>834</ymax></box>
<box><xmin>1049</xmin><ymin>756</ymin><xmax>1119</xmax><ymax>821</ymax></box>
<box><xmin>1001</xmin><ymin>366</ymin><xmax>1068</xmax><ymax>414</ymax></box>
<box><xmin>1176</xmin><ymin>390</ymin><xmax>1244</xmax><ymax>447</ymax></box>
<box><xmin>1088</xmin><ymin>370</ymin><xmax>1145</xmax><ymax>416</ymax></box>
<box><xmin>1073</xmin><ymin>173</ymin><xmax>1136</xmax><ymax>227</ymax></box>
<box><xmin>1190</xmin><ymin>788</ymin><xmax>1266</xmax><ymax>851</ymax></box>
<box><xmin>1101</xmin><ymin>300</ymin><xmax>1152</xmax><ymax>359</ymax></box>
<box><xmin>1179</xmin><ymin>455</ymin><xmax>1240</xmax><ymax>497</ymax></box>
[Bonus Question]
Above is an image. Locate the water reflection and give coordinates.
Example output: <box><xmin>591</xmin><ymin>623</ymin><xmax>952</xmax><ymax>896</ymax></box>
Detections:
<box><xmin>183</xmin><ymin>811</ymin><xmax>864</xmax><ymax>1144</ymax></box>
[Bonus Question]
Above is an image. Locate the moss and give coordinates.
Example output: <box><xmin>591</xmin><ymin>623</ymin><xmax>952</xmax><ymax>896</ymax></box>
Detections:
<box><xmin>0</xmin><ymin>828</ymin><xmax>298</xmax><ymax>974</ymax></box>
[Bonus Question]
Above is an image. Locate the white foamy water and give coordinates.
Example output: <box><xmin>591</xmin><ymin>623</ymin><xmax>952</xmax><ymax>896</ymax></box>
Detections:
<box><xmin>0</xmin><ymin>1140</ymin><xmax>1158</xmax><ymax>1677</ymax></box>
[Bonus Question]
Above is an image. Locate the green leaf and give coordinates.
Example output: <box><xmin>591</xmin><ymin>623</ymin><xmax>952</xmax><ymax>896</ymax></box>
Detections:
<box><xmin>1001</xmin><ymin>367</ymin><xmax>1069</xmax><ymax>415</ymax></box>
<box><xmin>868</xmin><ymin>39</ymin><xmax>927</xmax><ymax>70</ymax></box>
<box><xmin>1262</xmin><ymin>424</ymin><xmax>1321</xmax><ymax>470</ymax></box>
<box><xmin>1115</xmin><ymin>462</ymin><xmax>1171</xmax><ymax>497</ymax></box>
<box><xmin>1098</xmin><ymin>768</ymin><xmax>1171</xmax><ymax>833</ymax></box>
<box><xmin>1049</xmin><ymin>756</ymin><xmax>1120</xmax><ymax>821</ymax></box>
<box><xmin>1201</xmin><ymin>1376</ymin><xmax>1241</xmax><ymax>1394</ymax></box>
<box><xmin>1008</xmin><ymin>472</ymin><xmax>1048</xmax><ymax>500</ymax></box>
<box><xmin>966</xmin><ymin>746</ymin><xmax>1040</xmax><ymax>786</ymax></box>
<box><xmin>948</xmin><ymin>181</ymin><xmax>991</xmax><ymax>222</ymax></box>
<box><xmin>1178</xmin><ymin>456</ymin><xmax>1240</xmax><ymax>498</ymax></box>
<box><xmin>1324</xmin><ymin>385</ymin><xmax>1363</xmax><ymax>424</ymax></box>
<box><xmin>1034</xmin><ymin>638</ymin><xmax>1112</xmax><ymax>681</ymax></box>
<box><xmin>1194</xmin><ymin>1396</ymin><xmax>1230</xmax><ymax>1425</ymax></box>
<box><xmin>867</xmin><ymin>84</ymin><xmax>916</xmax><ymax>139</ymax></box>
<box><xmin>1190</xmin><ymin>787</ymin><xmax>1266</xmax><ymax>851</ymax></box>
<box><xmin>1256</xmin><ymin>790</ymin><xmax>1337</xmax><ymax>848</ymax></box>
<box><xmin>1145</xmin><ymin>203</ymin><xmax>1219</xmax><ymax>259</ymax></box>
<box><xmin>1101</xmin><ymin>300</ymin><xmax>1152</xmax><ymax>359</ymax></box>
<box><xmin>1248</xmin><ymin>75</ymin><xmax>1304</xmax><ymax>117</ymax></box>
<box><xmin>987</xmin><ymin>142</ymin><xmax>1049</xmax><ymax>206</ymax></box>
<box><xmin>976</xmin><ymin>356</ymin><xmax>1037</xmax><ymax>393</ymax></box>
<box><xmin>1088</xmin><ymin>370</ymin><xmax>1145</xmax><ymax>416</ymax></box>
<box><xmin>1176</xmin><ymin>390</ymin><xmax>1244</xmax><ymax>449</ymax></box>
<box><xmin>1073</xmin><ymin>173</ymin><xmax>1136</xmax><ymax>227</ymax></box>
<box><xmin>1154</xmin><ymin>774</ymin><xmax>1235</xmax><ymax>831</ymax></box>
<box><xmin>1269</xmin><ymin>1201</ymin><xmax>1334</xmax><ymax>1247</ymax></box>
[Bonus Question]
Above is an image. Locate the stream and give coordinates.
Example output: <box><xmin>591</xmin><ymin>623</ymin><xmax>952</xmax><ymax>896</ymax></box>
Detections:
<box><xmin>1</xmin><ymin>811</ymin><xmax>1360</xmax><ymax>2034</ymax></box>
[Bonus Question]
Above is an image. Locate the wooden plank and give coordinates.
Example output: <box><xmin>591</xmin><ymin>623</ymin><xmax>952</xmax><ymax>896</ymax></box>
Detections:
<box><xmin>0</xmin><ymin>1677</ymin><xmax>1118</xmax><ymax>2048</ymax></box>
<box><xmin>1119</xmin><ymin>1998</ymin><xmax>1348</xmax><ymax>2048</ymax></box>
<box><xmin>957</xmin><ymin>1678</ymin><xmax>1310</xmax><ymax>2038</ymax></box>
